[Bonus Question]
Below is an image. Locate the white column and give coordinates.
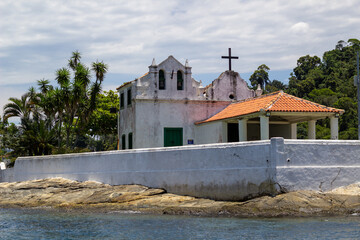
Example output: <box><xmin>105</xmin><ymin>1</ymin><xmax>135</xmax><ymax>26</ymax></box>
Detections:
<box><xmin>221</xmin><ymin>122</ymin><xmax>227</xmax><ymax>143</ymax></box>
<box><xmin>330</xmin><ymin>116</ymin><xmax>339</xmax><ymax>140</ymax></box>
<box><xmin>308</xmin><ymin>120</ymin><xmax>316</xmax><ymax>139</ymax></box>
<box><xmin>238</xmin><ymin>119</ymin><xmax>247</xmax><ymax>141</ymax></box>
<box><xmin>260</xmin><ymin>115</ymin><xmax>269</xmax><ymax>140</ymax></box>
<box><xmin>290</xmin><ymin>123</ymin><xmax>297</xmax><ymax>139</ymax></box>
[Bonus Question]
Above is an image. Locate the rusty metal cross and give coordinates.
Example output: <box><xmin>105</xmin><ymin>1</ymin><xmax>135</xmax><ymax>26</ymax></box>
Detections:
<box><xmin>221</xmin><ymin>48</ymin><xmax>238</xmax><ymax>71</ymax></box>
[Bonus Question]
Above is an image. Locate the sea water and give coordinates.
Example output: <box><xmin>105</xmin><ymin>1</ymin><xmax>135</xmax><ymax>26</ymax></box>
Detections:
<box><xmin>0</xmin><ymin>208</ymin><xmax>359</xmax><ymax>240</ymax></box>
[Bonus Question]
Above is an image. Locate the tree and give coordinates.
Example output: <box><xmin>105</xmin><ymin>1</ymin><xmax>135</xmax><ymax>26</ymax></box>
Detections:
<box><xmin>3</xmin><ymin>93</ymin><xmax>32</xmax><ymax>122</ymax></box>
<box><xmin>250</xmin><ymin>64</ymin><xmax>270</xmax><ymax>89</ymax></box>
<box><xmin>293</xmin><ymin>55</ymin><xmax>322</xmax><ymax>81</ymax></box>
<box><xmin>3</xmin><ymin>50</ymin><xmax>109</xmax><ymax>157</ymax></box>
<box><xmin>87</xmin><ymin>90</ymin><xmax>118</xmax><ymax>151</ymax></box>
<box><xmin>286</xmin><ymin>38</ymin><xmax>360</xmax><ymax>139</ymax></box>
<box><xmin>0</xmin><ymin>117</ymin><xmax>6</xmax><ymax>160</ymax></box>
<box><xmin>53</xmin><ymin>51</ymin><xmax>108</xmax><ymax>148</ymax></box>
<box><xmin>265</xmin><ymin>80</ymin><xmax>287</xmax><ymax>93</ymax></box>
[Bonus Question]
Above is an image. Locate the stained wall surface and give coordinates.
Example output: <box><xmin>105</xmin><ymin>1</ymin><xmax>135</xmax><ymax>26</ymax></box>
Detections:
<box><xmin>4</xmin><ymin>141</ymin><xmax>274</xmax><ymax>201</ymax></box>
<box><xmin>1</xmin><ymin>138</ymin><xmax>360</xmax><ymax>200</ymax></box>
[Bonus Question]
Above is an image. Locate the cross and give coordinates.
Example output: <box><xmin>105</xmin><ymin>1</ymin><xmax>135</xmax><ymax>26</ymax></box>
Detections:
<box><xmin>221</xmin><ymin>48</ymin><xmax>238</xmax><ymax>71</ymax></box>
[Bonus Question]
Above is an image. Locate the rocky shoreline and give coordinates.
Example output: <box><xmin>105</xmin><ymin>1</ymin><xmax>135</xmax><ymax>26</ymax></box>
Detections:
<box><xmin>0</xmin><ymin>178</ymin><xmax>359</xmax><ymax>217</ymax></box>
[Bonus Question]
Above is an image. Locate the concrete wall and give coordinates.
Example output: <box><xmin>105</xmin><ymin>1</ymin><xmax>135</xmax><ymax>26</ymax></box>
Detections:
<box><xmin>0</xmin><ymin>168</ymin><xmax>14</xmax><ymax>183</ymax></box>
<box><xmin>275</xmin><ymin>139</ymin><xmax>360</xmax><ymax>192</ymax></box>
<box><xmin>1</xmin><ymin>138</ymin><xmax>360</xmax><ymax>201</ymax></box>
<box><xmin>270</xmin><ymin>124</ymin><xmax>291</xmax><ymax>139</ymax></box>
<box><xmin>3</xmin><ymin>141</ymin><xmax>274</xmax><ymax>201</ymax></box>
<box><xmin>134</xmin><ymin>100</ymin><xmax>229</xmax><ymax>148</ymax></box>
<box><xmin>205</xmin><ymin>71</ymin><xmax>255</xmax><ymax>101</ymax></box>
<box><xmin>119</xmin><ymin>84</ymin><xmax>135</xmax><ymax>149</ymax></box>
<box><xmin>195</xmin><ymin>121</ymin><xmax>227</xmax><ymax>144</ymax></box>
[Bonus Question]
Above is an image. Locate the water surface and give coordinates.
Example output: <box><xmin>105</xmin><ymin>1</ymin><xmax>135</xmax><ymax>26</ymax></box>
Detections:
<box><xmin>0</xmin><ymin>208</ymin><xmax>359</xmax><ymax>239</ymax></box>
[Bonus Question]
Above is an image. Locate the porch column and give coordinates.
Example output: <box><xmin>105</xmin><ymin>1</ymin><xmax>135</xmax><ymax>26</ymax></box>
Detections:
<box><xmin>238</xmin><ymin>119</ymin><xmax>247</xmax><ymax>141</ymax></box>
<box><xmin>308</xmin><ymin>120</ymin><xmax>316</xmax><ymax>139</ymax></box>
<box><xmin>290</xmin><ymin>123</ymin><xmax>297</xmax><ymax>139</ymax></box>
<box><xmin>260</xmin><ymin>115</ymin><xmax>269</xmax><ymax>140</ymax></box>
<box><xmin>330</xmin><ymin>116</ymin><xmax>339</xmax><ymax>140</ymax></box>
<box><xmin>221</xmin><ymin>122</ymin><xmax>228</xmax><ymax>143</ymax></box>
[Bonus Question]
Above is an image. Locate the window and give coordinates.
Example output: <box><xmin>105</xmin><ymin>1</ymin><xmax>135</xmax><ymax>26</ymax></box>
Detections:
<box><xmin>128</xmin><ymin>132</ymin><xmax>133</xmax><ymax>149</ymax></box>
<box><xmin>159</xmin><ymin>70</ymin><xmax>165</xmax><ymax>90</ymax></box>
<box><xmin>127</xmin><ymin>88</ymin><xmax>132</xmax><ymax>106</ymax></box>
<box><xmin>177</xmin><ymin>70</ymin><xmax>183</xmax><ymax>90</ymax></box>
<box><xmin>120</xmin><ymin>92</ymin><xmax>124</xmax><ymax>109</ymax></box>
<box><xmin>121</xmin><ymin>134</ymin><xmax>126</xmax><ymax>149</ymax></box>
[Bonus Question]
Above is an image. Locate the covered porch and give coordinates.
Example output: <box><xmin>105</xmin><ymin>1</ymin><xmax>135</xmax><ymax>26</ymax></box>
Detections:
<box><xmin>227</xmin><ymin>111</ymin><xmax>341</xmax><ymax>141</ymax></box>
<box><xmin>196</xmin><ymin>91</ymin><xmax>344</xmax><ymax>142</ymax></box>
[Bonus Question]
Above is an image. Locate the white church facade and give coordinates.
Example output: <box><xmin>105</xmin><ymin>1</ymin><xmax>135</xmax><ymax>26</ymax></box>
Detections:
<box><xmin>117</xmin><ymin>56</ymin><xmax>344</xmax><ymax>150</ymax></box>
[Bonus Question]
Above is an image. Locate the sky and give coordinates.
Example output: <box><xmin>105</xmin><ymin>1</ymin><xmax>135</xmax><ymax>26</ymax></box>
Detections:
<box><xmin>1</xmin><ymin>0</ymin><xmax>359</xmax><ymax>117</ymax></box>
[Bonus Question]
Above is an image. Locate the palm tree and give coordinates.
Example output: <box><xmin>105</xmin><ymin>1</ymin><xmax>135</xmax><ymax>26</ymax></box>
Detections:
<box><xmin>68</xmin><ymin>50</ymin><xmax>81</xmax><ymax>71</ymax></box>
<box><xmin>92</xmin><ymin>61</ymin><xmax>109</xmax><ymax>85</ymax></box>
<box><xmin>21</xmin><ymin>115</ymin><xmax>57</xmax><ymax>155</ymax></box>
<box><xmin>3</xmin><ymin>93</ymin><xmax>32</xmax><ymax>121</ymax></box>
<box><xmin>37</xmin><ymin>79</ymin><xmax>52</xmax><ymax>94</ymax></box>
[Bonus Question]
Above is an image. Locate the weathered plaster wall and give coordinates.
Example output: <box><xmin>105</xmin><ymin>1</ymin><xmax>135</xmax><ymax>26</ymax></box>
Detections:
<box><xmin>119</xmin><ymin>85</ymin><xmax>135</xmax><ymax>149</ymax></box>
<box><xmin>134</xmin><ymin>100</ymin><xmax>229</xmax><ymax>148</ymax></box>
<box><xmin>2</xmin><ymin>138</ymin><xmax>360</xmax><ymax>200</ymax></box>
<box><xmin>7</xmin><ymin>141</ymin><xmax>274</xmax><ymax>201</ymax></box>
<box><xmin>269</xmin><ymin>124</ymin><xmax>291</xmax><ymax>139</ymax></box>
<box><xmin>275</xmin><ymin>139</ymin><xmax>360</xmax><ymax>192</ymax></box>
<box><xmin>205</xmin><ymin>71</ymin><xmax>255</xmax><ymax>101</ymax></box>
<box><xmin>195</xmin><ymin>121</ymin><xmax>227</xmax><ymax>144</ymax></box>
<box><xmin>139</xmin><ymin>56</ymin><xmax>202</xmax><ymax>101</ymax></box>
<box><xmin>0</xmin><ymin>168</ymin><xmax>14</xmax><ymax>183</ymax></box>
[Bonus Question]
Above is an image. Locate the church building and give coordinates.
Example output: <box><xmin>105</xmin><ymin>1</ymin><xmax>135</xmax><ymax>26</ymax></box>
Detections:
<box><xmin>117</xmin><ymin>55</ymin><xmax>344</xmax><ymax>150</ymax></box>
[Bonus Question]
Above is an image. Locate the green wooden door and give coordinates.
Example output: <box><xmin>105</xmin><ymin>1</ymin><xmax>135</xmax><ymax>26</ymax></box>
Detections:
<box><xmin>164</xmin><ymin>128</ymin><xmax>183</xmax><ymax>147</ymax></box>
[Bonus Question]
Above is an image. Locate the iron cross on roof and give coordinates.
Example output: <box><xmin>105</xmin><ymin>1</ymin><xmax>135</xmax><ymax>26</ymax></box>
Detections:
<box><xmin>221</xmin><ymin>48</ymin><xmax>239</xmax><ymax>71</ymax></box>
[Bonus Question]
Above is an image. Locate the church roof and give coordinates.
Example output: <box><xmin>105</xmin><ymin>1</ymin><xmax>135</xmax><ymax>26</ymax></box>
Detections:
<box><xmin>196</xmin><ymin>91</ymin><xmax>344</xmax><ymax>124</ymax></box>
<box><xmin>116</xmin><ymin>72</ymin><xmax>149</xmax><ymax>90</ymax></box>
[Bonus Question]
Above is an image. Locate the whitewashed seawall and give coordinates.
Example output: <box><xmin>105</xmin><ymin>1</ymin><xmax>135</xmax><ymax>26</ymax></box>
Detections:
<box><xmin>1</xmin><ymin>138</ymin><xmax>359</xmax><ymax>200</ymax></box>
<box><xmin>1</xmin><ymin>141</ymin><xmax>275</xmax><ymax>201</ymax></box>
<box><xmin>277</xmin><ymin>139</ymin><xmax>360</xmax><ymax>192</ymax></box>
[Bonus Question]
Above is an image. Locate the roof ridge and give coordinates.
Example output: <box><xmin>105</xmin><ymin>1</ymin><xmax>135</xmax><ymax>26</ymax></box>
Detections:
<box><xmin>232</xmin><ymin>90</ymin><xmax>281</xmax><ymax>105</ymax></box>
<box><xmin>158</xmin><ymin>55</ymin><xmax>185</xmax><ymax>68</ymax></box>
<box><xmin>282</xmin><ymin>92</ymin><xmax>344</xmax><ymax>113</ymax></box>
<box><xmin>116</xmin><ymin>72</ymin><xmax>149</xmax><ymax>90</ymax></box>
<box><xmin>263</xmin><ymin>91</ymin><xmax>283</xmax><ymax>110</ymax></box>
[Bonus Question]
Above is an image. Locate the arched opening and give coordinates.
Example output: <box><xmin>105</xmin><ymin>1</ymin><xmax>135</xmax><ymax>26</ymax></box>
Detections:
<box><xmin>159</xmin><ymin>70</ymin><xmax>165</xmax><ymax>90</ymax></box>
<box><xmin>177</xmin><ymin>70</ymin><xmax>183</xmax><ymax>90</ymax></box>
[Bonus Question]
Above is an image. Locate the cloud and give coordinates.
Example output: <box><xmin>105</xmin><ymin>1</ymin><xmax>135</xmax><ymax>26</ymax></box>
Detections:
<box><xmin>0</xmin><ymin>0</ymin><xmax>360</xmax><ymax>112</ymax></box>
<box><xmin>290</xmin><ymin>22</ymin><xmax>310</xmax><ymax>34</ymax></box>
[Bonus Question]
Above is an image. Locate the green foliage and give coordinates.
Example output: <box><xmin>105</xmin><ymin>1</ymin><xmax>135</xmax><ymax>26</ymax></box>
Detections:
<box><xmin>250</xmin><ymin>64</ymin><xmax>270</xmax><ymax>89</ymax></box>
<box><xmin>265</xmin><ymin>80</ymin><xmax>287</xmax><ymax>93</ymax></box>
<box><xmin>288</xmin><ymin>38</ymin><xmax>360</xmax><ymax>139</ymax></box>
<box><xmin>87</xmin><ymin>90</ymin><xmax>118</xmax><ymax>151</ymax></box>
<box><xmin>2</xmin><ymin>51</ymin><xmax>110</xmax><ymax>158</ymax></box>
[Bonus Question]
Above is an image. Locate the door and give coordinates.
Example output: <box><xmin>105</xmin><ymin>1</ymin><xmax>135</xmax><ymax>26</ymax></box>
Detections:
<box><xmin>164</xmin><ymin>128</ymin><xmax>183</xmax><ymax>147</ymax></box>
<box><xmin>227</xmin><ymin>123</ymin><xmax>239</xmax><ymax>142</ymax></box>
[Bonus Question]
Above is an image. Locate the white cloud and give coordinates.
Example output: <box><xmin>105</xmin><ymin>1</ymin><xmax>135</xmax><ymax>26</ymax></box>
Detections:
<box><xmin>0</xmin><ymin>0</ymin><xmax>360</xmax><ymax>112</ymax></box>
<box><xmin>290</xmin><ymin>22</ymin><xmax>310</xmax><ymax>34</ymax></box>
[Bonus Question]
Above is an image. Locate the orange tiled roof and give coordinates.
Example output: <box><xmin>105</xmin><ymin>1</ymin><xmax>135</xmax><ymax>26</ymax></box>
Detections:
<box><xmin>196</xmin><ymin>91</ymin><xmax>344</xmax><ymax>124</ymax></box>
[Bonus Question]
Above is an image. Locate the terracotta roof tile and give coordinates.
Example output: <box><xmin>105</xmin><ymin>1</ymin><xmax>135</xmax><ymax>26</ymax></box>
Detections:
<box><xmin>196</xmin><ymin>91</ymin><xmax>344</xmax><ymax>124</ymax></box>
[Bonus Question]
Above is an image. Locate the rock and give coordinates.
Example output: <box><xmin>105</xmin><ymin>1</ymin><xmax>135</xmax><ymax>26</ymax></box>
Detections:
<box><xmin>0</xmin><ymin>178</ymin><xmax>359</xmax><ymax>217</ymax></box>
